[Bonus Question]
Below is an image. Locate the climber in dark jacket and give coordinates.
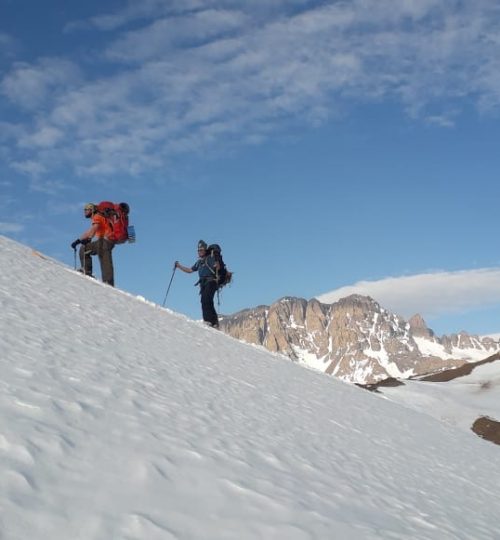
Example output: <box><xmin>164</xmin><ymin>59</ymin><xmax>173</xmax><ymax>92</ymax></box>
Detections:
<box><xmin>175</xmin><ymin>240</ymin><xmax>220</xmax><ymax>328</ymax></box>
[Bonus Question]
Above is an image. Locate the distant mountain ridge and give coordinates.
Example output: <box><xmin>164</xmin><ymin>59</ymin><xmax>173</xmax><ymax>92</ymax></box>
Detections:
<box><xmin>220</xmin><ymin>294</ymin><xmax>500</xmax><ymax>384</ymax></box>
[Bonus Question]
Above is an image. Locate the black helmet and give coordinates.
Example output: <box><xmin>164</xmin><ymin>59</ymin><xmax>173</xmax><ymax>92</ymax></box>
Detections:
<box><xmin>198</xmin><ymin>240</ymin><xmax>207</xmax><ymax>251</ymax></box>
<box><xmin>119</xmin><ymin>202</ymin><xmax>130</xmax><ymax>214</ymax></box>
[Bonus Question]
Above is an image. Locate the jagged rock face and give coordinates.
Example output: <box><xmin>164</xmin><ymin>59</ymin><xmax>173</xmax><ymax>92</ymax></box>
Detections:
<box><xmin>224</xmin><ymin>306</ymin><xmax>269</xmax><ymax>345</ymax></box>
<box><xmin>409</xmin><ymin>314</ymin><xmax>435</xmax><ymax>339</ymax></box>
<box><xmin>440</xmin><ymin>332</ymin><xmax>496</xmax><ymax>354</ymax></box>
<box><xmin>220</xmin><ymin>294</ymin><xmax>500</xmax><ymax>385</ymax></box>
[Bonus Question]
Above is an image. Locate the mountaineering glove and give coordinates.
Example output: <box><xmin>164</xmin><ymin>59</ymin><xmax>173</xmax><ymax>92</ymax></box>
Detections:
<box><xmin>81</xmin><ymin>238</ymin><xmax>91</xmax><ymax>245</ymax></box>
<box><xmin>71</xmin><ymin>239</ymin><xmax>81</xmax><ymax>249</ymax></box>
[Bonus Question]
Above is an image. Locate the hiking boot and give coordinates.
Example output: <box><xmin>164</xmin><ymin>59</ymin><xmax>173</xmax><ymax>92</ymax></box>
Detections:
<box><xmin>77</xmin><ymin>268</ymin><xmax>95</xmax><ymax>278</ymax></box>
<box><xmin>204</xmin><ymin>321</ymin><xmax>220</xmax><ymax>329</ymax></box>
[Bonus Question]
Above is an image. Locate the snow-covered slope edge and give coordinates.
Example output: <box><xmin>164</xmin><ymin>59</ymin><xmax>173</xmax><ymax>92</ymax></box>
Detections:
<box><xmin>1</xmin><ymin>235</ymin><xmax>499</xmax><ymax>540</ymax></box>
<box><xmin>371</xmin><ymin>353</ymin><xmax>500</xmax><ymax>446</ymax></box>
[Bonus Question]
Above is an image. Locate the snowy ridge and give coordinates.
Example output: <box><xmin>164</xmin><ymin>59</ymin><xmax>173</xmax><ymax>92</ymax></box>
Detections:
<box><xmin>414</xmin><ymin>336</ymin><xmax>497</xmax><ymax>361</ymax></box>
<box><xmin>483</xmin><ymin>333</ymin><xmax>500</xmax><ymax>340</ymax></box>
<box><xmin>1</xmin><ymin>235</ymin><xmax>500</xmax><ymax>539</ymax></box>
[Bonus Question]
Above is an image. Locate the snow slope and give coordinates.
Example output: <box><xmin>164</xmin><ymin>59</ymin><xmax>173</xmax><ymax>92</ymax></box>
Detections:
<box><xmin>376</xmin><ymin>357</ymin><xmax>500</xmax><ymax>436</ymax></box>
<box><xmin>1</xmin><ymin>235</ymin><xmax>500</xmax><ymax>540</ymax></box>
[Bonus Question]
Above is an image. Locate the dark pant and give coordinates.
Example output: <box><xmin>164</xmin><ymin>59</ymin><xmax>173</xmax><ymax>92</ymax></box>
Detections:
<box><xmin>80</xmin><ymin>238</ymin><xmax>115</xmax><ymax>286</ymax></box>
<box><xmin>200</xmin><ymin>279</ymin><xmax>219</xmax><ymax>327</ymax></box>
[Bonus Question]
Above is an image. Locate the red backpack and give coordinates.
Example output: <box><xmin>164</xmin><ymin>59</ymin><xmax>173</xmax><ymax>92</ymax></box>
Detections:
<box><xmin>96</xmin><ymin>201</ymin><xmax>132</xmax><ymax>244</ymax></box>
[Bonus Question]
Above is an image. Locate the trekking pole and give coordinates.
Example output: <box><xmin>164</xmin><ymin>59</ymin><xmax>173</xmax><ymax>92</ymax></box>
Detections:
<box><xmin>162</xmin><ymin>264</ymin><xmax>177</xmax><ymax>307</ymax></box>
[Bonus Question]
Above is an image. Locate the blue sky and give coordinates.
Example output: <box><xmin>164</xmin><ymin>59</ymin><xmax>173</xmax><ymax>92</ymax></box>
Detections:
<box><xmin>1</xmin><ymin>0</ymin><xmax>500</xmax><ymax>336</ymax></box>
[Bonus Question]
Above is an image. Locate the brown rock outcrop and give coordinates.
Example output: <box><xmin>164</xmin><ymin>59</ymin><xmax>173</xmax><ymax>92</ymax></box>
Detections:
<box><xmin>220</xmin><ymin>294</ymin><xmax>500</xmax><ymax>385</ymax></box>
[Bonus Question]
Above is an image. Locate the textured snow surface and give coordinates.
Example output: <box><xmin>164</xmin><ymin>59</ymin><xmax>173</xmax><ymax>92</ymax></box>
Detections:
<box><xmin>1</xmin><ymin>235</ymin><xmax>500</xmax><ymax>540</ymax></box>
<box><xmin>379</xmin><ymin>361</ymin><xmax>500</xmax><ymax>434</ymax></box>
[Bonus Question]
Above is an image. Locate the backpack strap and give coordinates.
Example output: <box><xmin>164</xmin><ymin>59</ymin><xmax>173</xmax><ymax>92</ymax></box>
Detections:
<box><xmin>201</xmin><ymin>256</ymin><xmax>217</xmax><ymax>277</ymax></box>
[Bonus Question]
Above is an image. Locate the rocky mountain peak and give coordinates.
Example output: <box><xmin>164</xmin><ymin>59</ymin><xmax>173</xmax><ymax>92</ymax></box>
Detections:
<box><xmin>220</xmin><ymin>294</ymin><xmax>500</xmax><ymax>385</ymax></box>
<box><xmin>409</xmin><ymin>314</ymin><xmax>435</xmax><ymax>339</ymax></box>
<box><xmin>335</xmin><ymin>294</ymin><xmax>381</xmax><ymax>312</ymax></box>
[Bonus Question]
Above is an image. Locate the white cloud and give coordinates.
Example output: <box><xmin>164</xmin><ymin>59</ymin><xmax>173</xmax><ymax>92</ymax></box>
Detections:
<box><xmin>106</xmin><ymin>10</ymin><xmax>249</xmax><ymax>62</ymax></box>
<box><xmin>19</xmin><ymin>126</ymin><xmax>64</xmax><ymax>148</ymax></box>
<box><xmin>316</xmin><ymin>269</ymin><xmax>500</xmax><ymax>319</ymax></box>
<box><xmin>3</xmin><ymin>1</ymin><xmax>500</xmax><ymax>179</ymax></box>
<box><xmin>86</xmin><ymin>0</ymin><xmax>199</xmax><ymax>31</ymax></box>
<box><xmin>29</xmin><ymin>177</ymin><xmax>71</xmax><ymax>195</ymax></box>
<box><xmin>81</xmin><ymin>0</ymin><xmax>312</xmax><ymax>32</ymax></box>
<box><xmin>1</xmin><ymin>58</ymin><xmax>81</xmax><ymax>110</ymax></box>
<box><xmin>0</xmin><ymin>222</ymin><xmax>23</xmax><ymax>233</ymax></box>
<box><xmin>10</xmin><ymin>160</ymin><xmax>47</xmax><ymax>177</ymax></box>
<box><xmin>0</xmin><ymin>32</ymin><xmax>17</xmax><ymax>60</ymax></box>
